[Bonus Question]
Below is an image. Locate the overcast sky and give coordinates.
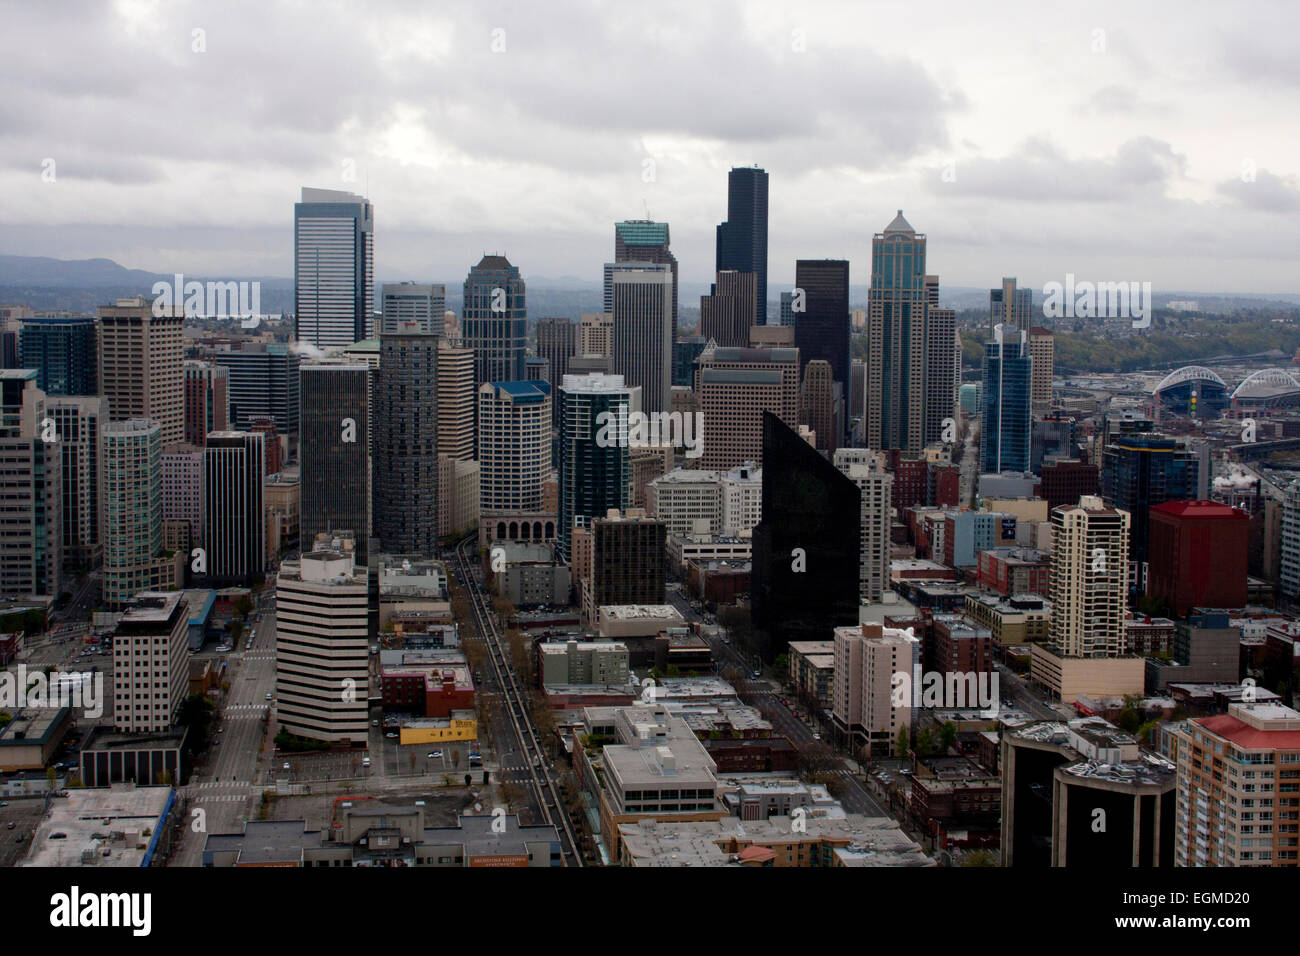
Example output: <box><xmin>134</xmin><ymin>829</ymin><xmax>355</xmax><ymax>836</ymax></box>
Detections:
<box><xmin>2</xmin><ymin>0</ymin><xmax>1298</xmax><ymax>293</ymax></box>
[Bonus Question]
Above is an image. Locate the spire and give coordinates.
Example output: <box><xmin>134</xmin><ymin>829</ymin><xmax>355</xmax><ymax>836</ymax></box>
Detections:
<box><xmin>883</xmin><ymin>209</ymin><xmax>915</xmax><ymax>235</ymax></box>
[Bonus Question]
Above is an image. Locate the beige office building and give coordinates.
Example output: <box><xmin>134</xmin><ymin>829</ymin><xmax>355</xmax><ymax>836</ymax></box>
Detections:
<box><xmin>112</xmin><ymin>591</ymin><xmax>190</xmax><ymax>734</ymax></box>
<box><xmin>1029</xmin><ymin>328</ymin><xmax>1054</xmax><ymax>413</ymax></box>
<box><xmin>579</xmin><ymin>313</ymin><xmax>614</xmax><ymax>358</ymax></box>
<box><xmin>831</xmin><ymin>623</ymin><xmax>920</xmax><ymax>754</ymax></box>
<box><xmin>833</xmin><ymin>448</ymin><xmax>893</xmax><ymax>603</ymax></box>
<box><xmin>98</xmin><ymin>297</ymin><xmax>184</xmax><ymax>446</ymax></box>
<box><xmin>694</xmin><ymin>345</ymin><xmax>799</xmax><ymax>470</ymax></box>
<box><xmin>437</xmin><ymin>341</ymin><xmax>476</xmax><ymax>462</ymax></box>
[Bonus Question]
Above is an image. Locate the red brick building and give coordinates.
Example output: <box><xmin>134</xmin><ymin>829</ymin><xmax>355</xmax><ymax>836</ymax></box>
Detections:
<box><xmin>976</xmin><ymin>547</ymin><xmax>1050</xmax><ymax>597</ymax></box>
<box><xmin>1147</xmin><ymin>500</ymin><xmax>1248</xmax><ymax>617</ymax></box>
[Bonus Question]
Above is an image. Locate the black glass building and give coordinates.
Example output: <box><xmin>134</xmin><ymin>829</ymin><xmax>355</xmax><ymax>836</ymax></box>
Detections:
<box><xmin>463</xmin><ymin>254</ymin><xmax>527</xmax><ymax>386</ymax></box>
<box><xmin>715</xmin><ymin>166</ymin><xmax>768</xmax><ymax>328</ymax></box>
<box><xmin>750</xmin><ymin>411</ymin><xmax>861</xmax><ymax>661</ymax></box>
<box><xmin>19</xmin><ymin>315</ymin><xmax>98</xmax><ymax>396</ymax></box>
<box><xmin>793</xmin><ymin>259</ymin><xmax>850</xmax><ymax>389</ymax></box>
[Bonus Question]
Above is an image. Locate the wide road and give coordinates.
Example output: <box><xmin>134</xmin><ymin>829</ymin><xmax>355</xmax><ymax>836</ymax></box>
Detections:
<box><xmin>171</xmin><ymin>593</ymin><xmax>278</xmax><ymax>867</ymax></box>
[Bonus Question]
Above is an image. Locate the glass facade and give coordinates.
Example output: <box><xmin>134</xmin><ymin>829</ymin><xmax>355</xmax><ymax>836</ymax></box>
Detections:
<box><xmin>980</xmin><ymin>327</ymin><xmax>1032</xmax><ymax>474</ymax></box>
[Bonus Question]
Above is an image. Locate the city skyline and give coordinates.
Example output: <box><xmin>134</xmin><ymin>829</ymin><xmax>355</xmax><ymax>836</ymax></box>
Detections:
<box><xmin>2</xmin><ymin>2</ymin><xmax>1298</xmax><ymax>293</ymax></box>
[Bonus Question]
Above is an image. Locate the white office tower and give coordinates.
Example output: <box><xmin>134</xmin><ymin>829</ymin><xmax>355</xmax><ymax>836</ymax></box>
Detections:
<box><xmin>294</xmin><ymin>187</ymin><xmax>374</xmax><ymax>349</ymax></box>
<box><xmin>833</xmin><ymin>448</ymin><xmax>893</xmax><ymax>602</ymax></box>
<box><xmin>609</xmin><ymin>265</ymin><xmax>673</xmax><ymax>413</ymax></box>
<box><xmin>275</xmin><ymin>536</ymin><xmax>369</xmax><ymax>744</ymax></box>
<box><xmin>381</xmin><ymin>282</ymin><xmax>446</xmax><ymax>335</ymax></box>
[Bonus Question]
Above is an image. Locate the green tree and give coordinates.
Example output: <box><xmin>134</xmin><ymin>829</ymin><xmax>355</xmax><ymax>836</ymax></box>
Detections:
<box><xmin>916</xmin><ymin>728</ymin><xmax>934</xmax><ymax>758</ymax></box>
<box><xmin>895</xmin><ymin>726</ymin><xmax>909</xmax><ymax>759</ymax></box>
<box><xmin>939</xmin><ymin>721</ymin><xmax>957</xmax><ymax>753</ymax></box>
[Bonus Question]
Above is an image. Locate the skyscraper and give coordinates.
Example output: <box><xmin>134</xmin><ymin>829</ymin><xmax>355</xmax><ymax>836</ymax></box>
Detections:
<box><xmin>609</xmin><ymin>264</ymin><xmax>673</xmax><ymax>414</ymax></box>
<box><xmin>381</xmin><ymin>282</ymin><xmax>445</xmax><ymax>336</ymax></box>
<box><xmin>19</xmin><ymin>314</ymin><xmax>98</xmax><ymax>396</ymax></box>
<box><xmin>0</xmin><ymin>370</ymin><xmax>61</xmax><ymax>599</ymax></box>
<box><xmin>300</xmin><ymin>362</ymin><xmax>371</xmax><ymax>556</ymax></box>
<box><xmin>276</xmin><ymin>537</ymin><xmax>369</xmax><ymax>745</ymax></box>
<box><xmin>535</xmin><ymin>317</ymin><xmax>577</xmax><ymax>387</ymax></box>
<box><xmin>610</xmin><ymin>220</ymin><xmax>679</xmax><ymax>342</ymax></box>
<box><xmin>50</xmin><ymin>395</ymin><xmax>106</xmax><ymax>571</ymax></box>
<box><xmin>793</xmin><ymin>259</ymin><xmax>850</xmax><ymax>391</ymax></box>
<box><xmin>436</xmin><ymin>340</ymin><xmax>476</xmax><ymax>462</ymax></box>
<box><xmin>102</xmin><ymin>418</ymin><xmax>179</xmax><ymax>606</ymax></box>
<box><xmin>694</xmin><ymin>344</ymin><xmax>800</xmax><ymax>471</ymax></box>
<box><xmin>800</xmin><ymin>359</ymin><xmax>836</xmax><ymax>453</ymax></box>
<box><xmin>699</xmin><ymin>270</ymin><xmax>757</xmax><ymax>348</ymax></box>
<box><xmin>924</xmin><ymin>288</ymin><xmax>959</xmax><ymax>447</ymax></box>
<box><xmin>579</xmin><ymin>313</ymin><xmax>614</xmax><ymax>358</ymax></box>
<box><xmin>1101</xmin><ymin>434</ymin><xmax>1200</xmax><ymax>573</ymax></box>
<box><xmin>716</xmin><ymin>166</ymin><xmax>769</xmax><ymax>327</ymax></box>
<box><xmin>462</xmin><ymin>254</ymin><xmax>527</xmax><ymax>386</ymax></box>
<box><xmin>866</xmin><ymin>212</ymin><xmax>929</xmax><ymax>453</ymax></box>
<box><xmin>203</xmin><ymin>431</ymin><xmax>266</xmax><ymax>584</ymax></box>
<box><xmin>211</xmin><ymin>343</ymin><xmax>300</xmax><ymax>451</ymax></box>
<box><xmin>478</xmin><ymin>380</ymin><xmax>552</xmax><ymax>515</ymax></box>
<box><xmin>1048</xmin><ymin>497</ymin><xmax>1130</xmax><ymax>658</ymax></box>
<box><xmin>833</xmin><ymin>448</ymin><xmax>893</xmax><ymax>603</ymax></box>
<box><xmin>294</xmin><ymin>187</ymin><xmax>374</xmax><ymax>349</ymax></box>
<box><xmin>751</xmin><ymin>411</ymin><xmax>861</xmax><ymax>661</ymax></box>
<box><xmin>980</xmin><ymin>324</ymin><xmax>1033</xmax><ymax>474</ymax></box>
<box><xmin>373</xmin><ymin>329</ymin><xmax>440</xmax><ymax>554</ymax></box>
<box><xmin>1029</xmin><ymin>327</ymin><xmax>1055</xmax><ymax>414</ymax></box>
<box><xmin>98</xmin><ymin>296</ymin><xmax>184</xmax><ymax>446</ymax></box>
<box><xmin>557</xmin><ymin>373</ymin><xmax>638</xmax><ymax>562</ymax></box>
<box><xmin>183</xmin><ymin>361</ymin><xmax>229</xmax><ymax>446</ymax></box>
<box><xmin>989</xmin><ymin>277</ymin><xmax>1033</xmax><ymax>334</ymax></box>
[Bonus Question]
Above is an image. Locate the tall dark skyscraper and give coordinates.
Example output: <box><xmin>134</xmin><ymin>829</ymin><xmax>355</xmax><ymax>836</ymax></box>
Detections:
<box><xmin>18</xmin><ymin>315</ymin><xmax>98</xmax><ymax>396</ymax></box>
<box><xmin>536</xmin><ymin>317</ymin><xmax>576</xmax><ymax>430</ymax></box>
<box><xmin>373</xmin><ymin>329</ymin><xmax>440</xmax><ymax>555</ymax></box>
<box><xmin>610</xmin><ymin>221</ymin><xmax>679</xmax><ymax>342</ymax></box>
<box><xmin>212</xmin><ymin>342</ymin><xmax>300</xmax><ymax>450</ymax></box>
<box><xmin>750</xmin><ymin>412</ymin><xmax>860</xmax><ymax>661</ymax></box>
<box><xmin>300</xmin><ymin>362</ymin><xmax>370</xmax><ymax>559</ymax></box>
<box><xmin>793</xmin><ymin>259</ymin><xmax>850</xmax><ymax>389</ymax></box>
<box><xmin>980</xmin><ymin>324</ymin><xmax>1032</xmax><ymax>474</ymax></box>
<box><xmin>1102</xmin><ymin>434</ymin><xmax>1200</xmax><ymax>573</ymax></box>
<box><xmin>716</xmin><ymin>166</ymin><xmax>769</xmax><ymax>328</ymax></box>
<box><xmin>203</xmin><ymin>431</ymin><xmax>266</xmax><ymax>585</ymax></box>
<box><xmin>294</xmin><ymin>187</ymin><xmax>374</xmax><ymax>349</ymax></box>
<box><xmin>557</xmin><ymin>373</ymin><xmax>637</xmax><ymax>562</ymax></box>
<box><xmin>462</xmin><ymin>254</ymin><xmax>527</xmax><ymax>386</ymax></box>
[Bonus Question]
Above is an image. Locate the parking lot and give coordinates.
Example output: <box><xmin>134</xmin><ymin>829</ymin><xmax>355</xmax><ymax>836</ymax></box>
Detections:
<box><xmin>272</xmin><ymin>721</ymin><xmax>481</xmax><ymax>785</ymax></box>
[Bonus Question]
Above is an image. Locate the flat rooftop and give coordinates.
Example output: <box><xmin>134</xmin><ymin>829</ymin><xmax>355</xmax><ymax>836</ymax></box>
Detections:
<box><xmin>23</xmin><ymin>785</ymin><xmax>174</xmax><ymax>868</ymax></box>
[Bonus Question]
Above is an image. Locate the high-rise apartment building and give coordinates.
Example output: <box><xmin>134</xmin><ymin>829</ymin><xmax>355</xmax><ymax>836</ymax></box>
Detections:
<box><xmin>381</xmin><ymin>282</ymin><xmax>445</xmax><ymax>336</ymax></box>
<box><xmin>98</xmin><ymin>296</ymin><xmax>184</xmax><ymax>446</ymax></box>
<box><xmin>183</xmin><ymin>361</ymin><xmax>229</xmax><ymax>446</ymax></box>
<box><xmin>294</xmin><ymin>187</ymin><xmax>374</xmax><ymax>349</ymax></box>
<box><xmin>716</xmin><ymin>166</ymin><xmax>768</xmax><ymax>328</ymax></box>
<box><xmin>833</xmin><ymin>448</ymin><xmax>893</xmax><ymax>603</ymax></box>
<box><xmin>276</xmin><ymin>536</ymin><xmax>369</xmax><ymax>745</ymax></box>
<box><xmin>1048</xmin><ymin>496</ymin><xmax>1130</xmax><ymax>658</ymax></box>
<box><xmin>981</xmin><ymin>324</ymin><xmax>1033</xmax><ymax>474</ymax></box>
<box><xmin>300</xmin><ymin>363</ymin><xmax>370</xmax><ymax>555</ymax></box>
<box><xmin>0</xmin><ymin>370</ymin><xmax>61</xmax><ymax>599</ymax></box>
<box><xmin>1029</xmin><ymin>327</ymin><xmax>1055</xmax><ymax>414</ymax></box>
<box><xmin>462</xmin><ymin>254</ymin><xmax>527</xmax><ymax>386</ymax></box>
<box><xmin>610</xmin><ymin>220</ymin><xmax>679</xmax><ymax>341</ymax></box>
<box><xmin>19</xmin><ymin>314</ymin><xmax>98</xmax><ymax>396</ymax></box>
<box><xmin>101</xmin><ymin>418</ymin><xmax>181</xmax><ymax>606</ymax></box>
<box><xmin>202</xmin><ymin>431</ymin><xmax>266</xmax><ymax>584</ymax></box>
<box><xmin>700</xmin><ymin>270</ymin><xmax>757</xmax><ymax>348</ymax></box>
<box><xmin>557</xmin><ymin>373</ymin><xmax>637</xmax><ymax>562</ymax></box>
<box><xmin>160</xmin><ymin>442</ymin><xmax>202</xmax><ymax>546</ymax></box>
<box><xmin>924</xmin><ymin>294</ymin><xmax>959</xmax><ymax>447</ymax></box>
<box><xmin>694</xmin><ymin>344</ymin><xmax>800</xmax><ymax>471</ymax></box>
<box><xmin>831</xmin><ymin>623</ymin><xmax>920</xmax><ymax>755</ymax></box>
<box><xmin>373</xmin><ymin>329</ymin><xmax>439</xmax><ymax>554</ymax></box>
<box><xmin>478</xmin><ymin>380</ymin><xmax>552</xmax><ymax>515</ymax></box>
<box><xmin>609</xmin><ymin>264</ymin><xmax>673</xmax><ymax>414</ymax></box>
<box><xmin>1282</xmin><ymin>478</ymin><xmax>1300</xmax><ymax>600</ymax></box>
<box><xmin>50</xmin><ymin>395</ymin><xmax>105</xmax><ymax>570</ymax></box>
<box><xmin>111</xmin><ymin>592</ymin><xmax>190</xmax><ymax>734</ymax></box>
<box><xmin>436</xmin><ymin>341</ymin><xmax>475</xmax><ymax>463</ymax></box>
<box><xmin>1172</xmin><ymin>702</ymin><xmax>1300</xmax><ymax>866</ymax></box>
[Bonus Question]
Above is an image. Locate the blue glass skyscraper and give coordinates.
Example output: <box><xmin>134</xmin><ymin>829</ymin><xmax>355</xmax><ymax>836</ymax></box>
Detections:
<box><xmin>980</xmin><ymin>324</ymin><xmax>1032</xmax><ymax>474</ymax></box>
